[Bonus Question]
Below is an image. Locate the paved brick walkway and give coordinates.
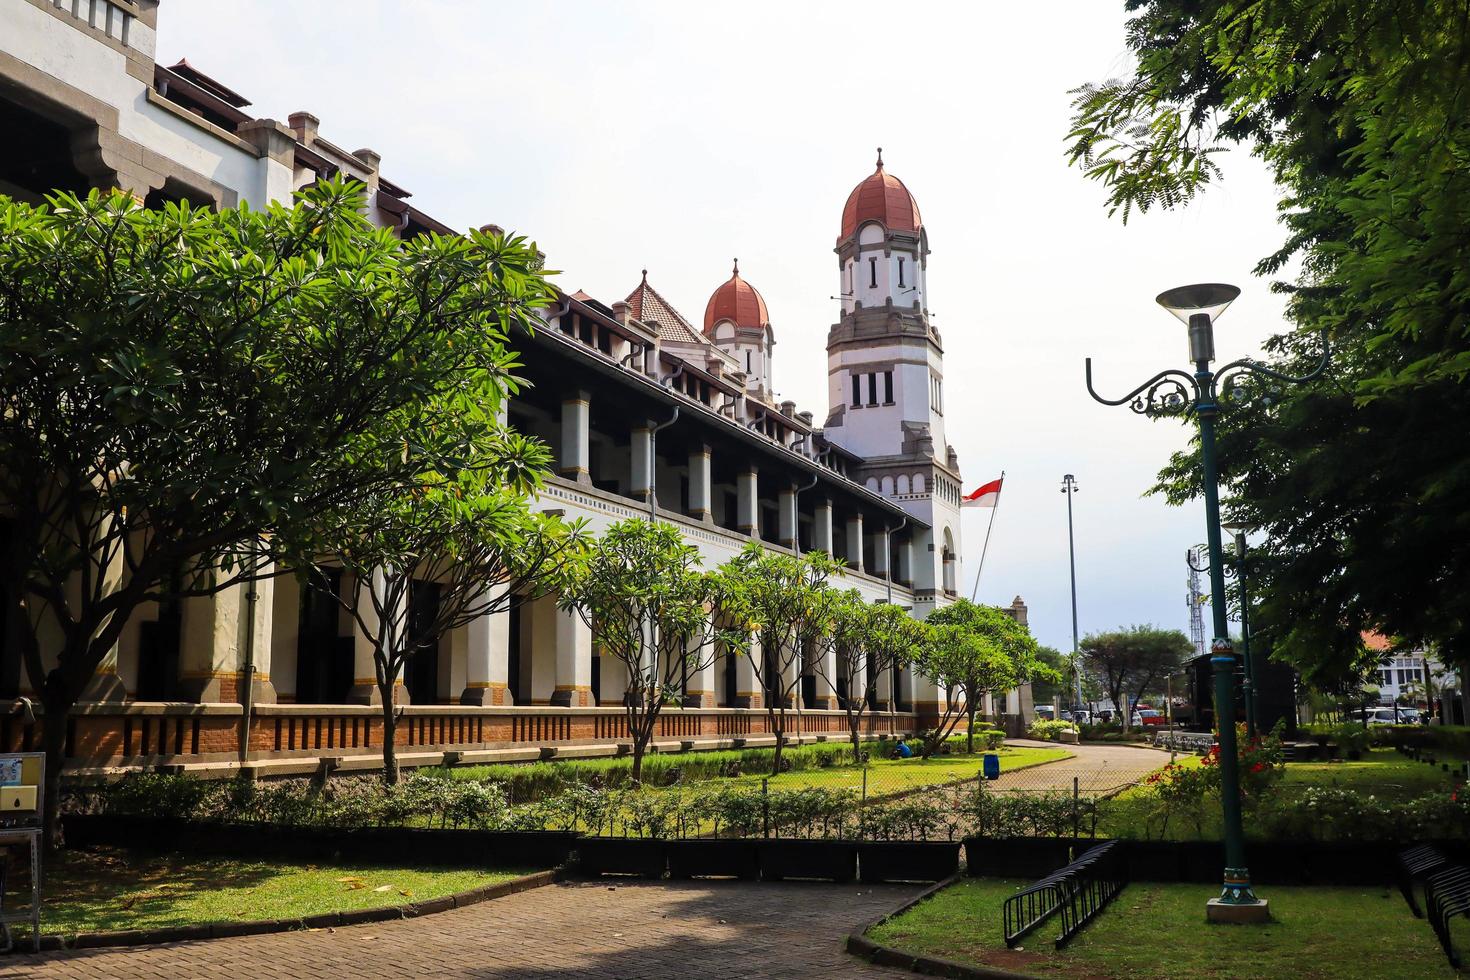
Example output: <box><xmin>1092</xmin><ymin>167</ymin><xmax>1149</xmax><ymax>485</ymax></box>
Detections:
<box><xmin>0</xmin><ymin>880</ymin><xmax>921</xmax><ymax>979</ymax></box>
<box><xmin>997</xmin><ymin>739</ymin><xmax>1167</xmax><ymax>795</ymax></box>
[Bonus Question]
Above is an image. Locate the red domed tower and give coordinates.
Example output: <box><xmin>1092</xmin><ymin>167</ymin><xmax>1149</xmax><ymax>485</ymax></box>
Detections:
<box><xmin>824</xmin><ymin>149</ymin><xmax>960</xmax><ymax>609</ymax></box>
<box><xmin>704</xmin><ymin>259</ymin><xmax>774</xmax><ymax>397</ymax></box>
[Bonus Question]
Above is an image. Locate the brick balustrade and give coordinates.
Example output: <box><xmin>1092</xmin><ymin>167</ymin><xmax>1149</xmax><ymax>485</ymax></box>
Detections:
<box><xmin>0</xmin><ymin>702</ymin><xmax>920</xmax><ymax>773</ymax></box>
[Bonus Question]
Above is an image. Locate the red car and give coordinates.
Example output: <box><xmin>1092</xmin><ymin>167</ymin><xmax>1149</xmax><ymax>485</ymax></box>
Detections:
<box><xmin>1132</xmin><ymin>709</ymin><xmax>1167</xmax><ymax>727</ymax></box>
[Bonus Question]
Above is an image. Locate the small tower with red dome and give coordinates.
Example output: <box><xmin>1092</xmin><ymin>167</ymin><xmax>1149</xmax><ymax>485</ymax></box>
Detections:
<box><xmin>824</xmin><ymin>150</ymin><xmax>962</xmax><ymax>605</ymax></box>
<box><xmin>703</xmin><ymin>259</ymin><xmax>775</xmax><ymax>399</ymax></box>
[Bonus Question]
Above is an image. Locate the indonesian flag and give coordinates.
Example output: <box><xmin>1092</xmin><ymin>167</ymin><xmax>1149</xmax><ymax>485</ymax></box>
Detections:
<box><xmin>962</xmin><ymin>477</ymin><xmax>1003</xmax><ymax>508</ymax></box>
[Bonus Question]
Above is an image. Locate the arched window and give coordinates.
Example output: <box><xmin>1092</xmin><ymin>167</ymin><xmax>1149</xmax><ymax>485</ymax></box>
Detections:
<box><xmin>914</xmin><ymin>474</ymin><xmax>926</xmax><ymax>494</ymax></box>
<box><xmin>880</xmin><ymin>476</ymin><xmax>893</xmax><ymax>495</ymax></box>
<box><xmin>897</xmin><ymin>474</ymin><xmax>910</xmax><ymax>494</ymax></box>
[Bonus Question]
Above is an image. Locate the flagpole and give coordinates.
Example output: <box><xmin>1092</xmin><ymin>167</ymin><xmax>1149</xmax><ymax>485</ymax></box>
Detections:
<box><xmin>969</xmin><ymin>470</ymin><xmax>1005</xmax><ymax>602</ymax></box>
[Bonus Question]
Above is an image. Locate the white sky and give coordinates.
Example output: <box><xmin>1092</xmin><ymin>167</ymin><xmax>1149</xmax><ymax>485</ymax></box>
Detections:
<box><xmin>157</xmin><ymin>1</ymin><xmax>1294</xmax><ymax>656</ymax></box>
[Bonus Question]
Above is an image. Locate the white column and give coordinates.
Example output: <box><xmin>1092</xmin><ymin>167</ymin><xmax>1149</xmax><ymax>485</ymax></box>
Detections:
<box><xmin>734</xmin><ymin>636</ymin><xmax>762</xmax><ymax>708</ymax></box>
<box><xmin>551</xmin><ymin>603</ymin><xmax>594</xmax><ymax>706</ymax></box>
<box><xmin>630</xmin><ymin>422</ymin><xmax>652</xmax><ymax>503</ymax></box>
<box><xmin>348</xmin><ymin>569</ymin><xmax>407</xmax><ymax>705</ymax></box>
<box><xmin>810</xmin><ymin>641</ymin><xmax>838</xmax><ymax>710</ymax></box>
<box><xmin>268</xmin><ymin>573</ymin><xmax>300</xmax><ymax>702</ymax></box>
<box><xmin>178</xmin><ymin>573</ymin><xmax>276</xmax><ymax>704</ymax></box>
<box><xmin>683</xmin><ymin>628</ymin><xmax>717</xmax><ymax>707</ymax></box>
<box><xmin>737</xmin><ymin>467</ymin><xmax>759</xmax><ymax>535</ymax></box>
<box><xmin>846</xmin><ymin>514</ymin><xmax>865</xmax><ymax>572</ymax></box>
<box><xmin>897</xmin><ymin>535</ymin><xmax>914</xmax><ymax>586</ymax></box>
<box><xmin>688</xmin><ymin>443</ymin><xmax>712</xmax><ymax>521</ymax></box>
<box><xmin>778</xmin><ymin>485</ymin><xmax>798</xmax><ymax>550</ymax></box>
<box><xmin>460</xmin><ymin>587</ymin><xmax>510</xmax><ymax>705</ymax></box>
<box><xmin>872</xmin><ymin>529</ymin><xmax>891</xmax><ymax>578</ymax></box>
<box><xmin>560</xmin><ymin>389</ymin><xmax>590</xmax><ymax>483</ymax></box>
<box><xmin>813</xmin><ymin>498</ymin><xmax>834</xmax><ymax>555</ymax></box>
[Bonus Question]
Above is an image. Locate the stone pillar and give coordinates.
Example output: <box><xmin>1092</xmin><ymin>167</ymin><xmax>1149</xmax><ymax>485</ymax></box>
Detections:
<box><xmin>630</xmin><ymin>422</ymin><xmax>652</xmax><ymax>503</ymax></box>
<box><xmin>688</xmin><ymin>443</ymin><xmax>712</xmax><ymax>521</ymax></box>
<box><xmin>911</xmin><ymin>673</ymin><xmax>947</xmax><ymax>727</ymax></box>
<box><xmin>560</xmin><ymin>389</ymin><xmax>591</xmax><ymax>483</ymax></box>
<box><xmin>460</xmin><ymin>586</ymin><xmax>511</xmax><ymax>705</ymax></box>
<box><xmin>732</xmin><ymin>637</ymin><xmax>762</xmax><ymax>708</ymax></box>
<box><xmin>872</xmin><ymin>529</ymin><xmax>891</xmax><ymax>579</ymax></box>
<box><xmin>813</xmin><ymin>498</ymin><xmax>834</xmax><ymax>555</ymax></box>
<box><xmin>736</xmin><ymin>467</ymin><xmax>759</xmax><ymax>535</ymax></box>
<box><xmin>809</xmin><ymin>641</ymin><xmax>839</xmax><ymax>710</ymax></box>
<box><xmin>683</xmin><ymin>629</ymin><xmax>717</xmax><ymax>707</ymax></box>
<box><xmin>550</xmin><ymin>604</ymin><xmax>594</xmax><ymax>706</ymax></box>
<box><xmin>177</xmin><ymin>573</ymin><xmax>277</xmax><ymax>704</ymax></box>
<box><xmin>778</xmin><ymin>485</ymin><xmax>798</xmax><ymax>550</ymax></box>
<box><xmin>80</xmin><ymin>538</ymin><xmax>127</xmax><ymax>702</ymax></box>
<box><xmin>267</xmin><ymin>573</ymin><xmax>301</xmax><ymax>703</ymax></box>
<box><xmin>846</xmin><ymin>514</ymin><xmax>865</xmax><ymax>572</ymax></box>
<box><xmin>777</xmin><ymin>638</ymin><xmax>800</xmax><ymax>711</ymax></box>
<box><xmin>347</xmin><ymin>569</ymin><xmax>408</xmax><ymax>705</ymax></box>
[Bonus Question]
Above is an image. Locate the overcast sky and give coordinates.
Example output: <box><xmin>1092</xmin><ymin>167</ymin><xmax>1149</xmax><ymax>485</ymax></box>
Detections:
<box><xmin>157</xmin><ymin>1</ymin><xmax>1294</xmax><ymax>657</ymax></box>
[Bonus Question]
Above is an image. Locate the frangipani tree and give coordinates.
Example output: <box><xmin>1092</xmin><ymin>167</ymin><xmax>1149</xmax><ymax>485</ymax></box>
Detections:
<box><xmin>560</xmin><ymin>519</ymin><xmax>736</xmax><ymax>783</ymax></box>
<box><xmin>821</xmin><ymin>594</ymin><xmax>923</xmax><ymax>758</ymax></box>
<box><xmin>0</xmin><ymin>180</ymin><xmax>553</xmax><ymax>845</ymax></box>
<box><xmin>305</xmin><ymin>434</ymin><xmax>586</xmax><ymax>784</ymax></box>
<box><xmin>917</xmin><ymin>600</ymin><xmax>1054</xmax><ymax>755</ymax></box>
<box><xmin>716</xmin><ymin>544</ymin><xmax>845</xmax><ymax>776</ymax></box>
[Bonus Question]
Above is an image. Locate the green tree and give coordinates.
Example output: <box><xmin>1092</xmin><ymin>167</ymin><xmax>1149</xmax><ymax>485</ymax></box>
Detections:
<box><xmin>0</xmin><ymin>180</ymin><xmax>552</xmax><ymax>845</ymax></box>
<box><xmin>1029</xmin><ymin>645</ymin><xmax>1070</xmax><ymax>708</ymax></box>
<box><xmin>916</xmin><ymin>600</ymin><xmax>1051</xmax><ymax>756</ymax></box>
<box><xmin>560</xmin><ymin>520</ymin><xmax>734</xmax><ymax>784</ymax></box>
<box><xmin>1066</xmin><ymin>1</ymin><xmax>1470</xmax><ymax>701</ymax></box>
<box><xmin>1079</xmin><ymin>626</ymin><xmax>1193</xmax><ymax>733</ymax></box>
<box><xmin>305</xmin><ymin>457</ymin><xmax>585</xmax><ymax>785</ymax></box>
<box><xmin>819</xmin><ymin>595</ymin><xmax>921</xmax><ymax>758</ymax></box>
<box><xmin>715</xmin><ymin>545</ymin><xmax>845</xmax><ymax>776</ymax></box>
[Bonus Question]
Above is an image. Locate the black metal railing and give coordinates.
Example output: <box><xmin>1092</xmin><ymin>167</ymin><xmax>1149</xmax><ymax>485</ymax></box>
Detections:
<box><xmin>1002</xmin><ymin>839</ymin><xmax>1127</xmax><ymax>949</ymax></box>
<box><xmin>1424</xmin><ymin>864</ymin><xmax>1470</xmax><ymax>968</ymax></box>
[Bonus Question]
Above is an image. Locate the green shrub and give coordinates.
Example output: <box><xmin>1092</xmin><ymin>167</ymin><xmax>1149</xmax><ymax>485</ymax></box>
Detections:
<box><xmin>1027</xmin><ymin>719</ymin><xmax>1077</xmax><ymax>742</ymax></box>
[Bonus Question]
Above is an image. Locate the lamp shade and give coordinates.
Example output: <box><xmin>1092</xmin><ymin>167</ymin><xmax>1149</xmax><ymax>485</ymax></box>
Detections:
<box><xmin>1155</xmin><ymin>283</ymin><xmax>1241</xmax><ymax>325</ymax></box>
<box><xmin>1221</xmin><ymin>520</ymin><xmax>1255</xmax><ymax>533</ymax></box>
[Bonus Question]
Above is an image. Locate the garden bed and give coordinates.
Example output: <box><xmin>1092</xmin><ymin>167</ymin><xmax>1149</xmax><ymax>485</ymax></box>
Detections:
<box><xmin>859</xmin><ymin>877</ymin><xmax>1461</xmax><ymax>979</ymax></box>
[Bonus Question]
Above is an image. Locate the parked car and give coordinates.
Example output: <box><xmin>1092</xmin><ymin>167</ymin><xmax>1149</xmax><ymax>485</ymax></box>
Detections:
<box><xmin>1365</xmin><ymin>707</ymin><xmax>1401</xmax><ymax>726</ymax></box>
<box><xmin>1399</xmin><ymin>707</ymin><xmax>1422</xmax><ymax>724</ymax></box>
<box><xmin>1035</xmin><ymin>704</ymin><xmax>1056</xmax><ymax>720</ymax></box>
<box><xmin>1131</xmin><ymin>709</ymin><xmax>1166</xmax><ymax>727</ymax></box>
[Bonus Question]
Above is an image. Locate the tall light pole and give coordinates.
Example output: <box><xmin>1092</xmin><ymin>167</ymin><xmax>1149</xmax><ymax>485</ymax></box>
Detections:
<box><xmin>1087</xmin><ymin>282</ymin><xmax>1328</xmax><ymax>922</ymax></box>
<box><xmin>1061</xmin><ymin>475</ymin><xmax>1084</xmax><ymax>717</ymax></box>
<box><xmin>1223</xmin><ymin>521</ymin><xmax>1258</xmax><ymax>740</ymax></box>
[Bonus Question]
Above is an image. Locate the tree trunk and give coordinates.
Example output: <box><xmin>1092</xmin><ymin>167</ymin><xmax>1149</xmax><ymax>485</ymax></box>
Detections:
<box><xmin>381</xmin><ymin>699</ymin><xmax>399</xmax><ymax>786</ymax></box>
<box><xmin>630</xmin><ymin>699</ymin><xmax>658</xmax><ymax>785</ymax></box>
<box><xmin>847</xmin><ymin>707</ymin><xmax>862</xmax><ymax>761</ymax></box>
<box><xmin>768</xmin><ymin>705</ymin><xmax>785</xmax><ymax>776</ymax></box>
<box><xmin>966</xmin><ymin>701</ymin><xmax>978</xmax><ymax>754</ymax></box>
<box><xmin>40</xmin><ymin>689</ymin><xmax>70</xmax><ymax>852</ymax></box>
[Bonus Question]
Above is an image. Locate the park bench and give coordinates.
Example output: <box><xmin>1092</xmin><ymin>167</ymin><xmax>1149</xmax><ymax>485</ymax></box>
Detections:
<box><xmin>1397</xmin><ymin>843</ymin><xmax>1451</xmax><ymax>918</ymax></box>
<box><xmin>1423</xmin><ymin>864</ymin><xmax>1470</xmax><ymax>968</ymax></box>
<box><xmin>1002</xmin><ymin>839</ymin><xmax>1127</xmax><ymax>949</ymax></box>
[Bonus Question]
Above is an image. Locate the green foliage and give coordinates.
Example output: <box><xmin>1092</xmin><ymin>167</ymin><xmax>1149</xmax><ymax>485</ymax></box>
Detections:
<box><xmin>1026</xmin><ymin>719</ymin><xmax>1077</xmax><ymax>742</ymax></box>
<box><xmin>1078</xmin><ymin>625</ymin><xmax>1192</xmax><ymax>732</ymax></box>
<box><xmin>1067</xmin><ymin>1</ymin><xmax>1470</xmax><ymax>679</ymax></box>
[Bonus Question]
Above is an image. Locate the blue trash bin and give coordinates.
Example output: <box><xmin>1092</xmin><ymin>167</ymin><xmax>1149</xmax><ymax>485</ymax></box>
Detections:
<box><xmin>982</xmin><ymin>753</ymin><xmax>1000</xmax><ymax>780</ymax></box>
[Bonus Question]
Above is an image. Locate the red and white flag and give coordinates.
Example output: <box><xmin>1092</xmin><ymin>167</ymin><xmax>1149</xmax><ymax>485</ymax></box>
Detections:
<box><xmin>962</xmin><ymin>477</ymin><xmax>1003</xmax><ymax>508</ymax></box>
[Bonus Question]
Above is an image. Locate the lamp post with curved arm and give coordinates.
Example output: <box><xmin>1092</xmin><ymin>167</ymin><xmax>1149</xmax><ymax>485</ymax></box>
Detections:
<box><xmin>1085</xmin><ymin>283</ymin><xmax>1328</xmax><ymax>922</ymax></box>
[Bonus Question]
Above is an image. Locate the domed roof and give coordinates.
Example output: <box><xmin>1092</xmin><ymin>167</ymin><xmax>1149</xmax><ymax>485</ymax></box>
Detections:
<box><xmin>702</xmin><ymin>259</ymin><xmax>770</xmax><ymax>334</ymax></box>
<box><xmin>840</xmin><ymin>148</ymin><xmax>923</xmax><ymax>241</ymax></box>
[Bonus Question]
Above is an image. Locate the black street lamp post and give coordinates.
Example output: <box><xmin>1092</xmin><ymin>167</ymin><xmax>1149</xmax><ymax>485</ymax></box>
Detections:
<box><xmin>1086</xmin><ymin>283</ymin><xmax>1328</xmax><ymax>923</ymax></box>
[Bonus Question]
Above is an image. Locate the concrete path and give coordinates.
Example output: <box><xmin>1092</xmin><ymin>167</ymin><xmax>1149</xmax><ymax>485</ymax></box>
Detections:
<box><xmin>996</xmin><ymin>739</ymin><xmax>1167</xmax><ymax>795</ymax></box>
<box><xmin>0</xmin><ymin>879</ymin><xmax>922</xmax><ymax>979</ymax></box>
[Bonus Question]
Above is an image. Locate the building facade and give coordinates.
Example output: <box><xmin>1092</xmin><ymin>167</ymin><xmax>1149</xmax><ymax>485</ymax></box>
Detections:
<box><xmin>0</xmin><ymin>0</ymin><xmax>1032</xmax><ymax>776</ymax></box>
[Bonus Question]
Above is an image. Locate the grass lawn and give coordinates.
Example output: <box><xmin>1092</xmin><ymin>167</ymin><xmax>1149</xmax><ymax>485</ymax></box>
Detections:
<box><xmin>23</xmin><ymin>846</ymin><xmax>531</xmax><ymax>936</ymax></box>
<box><xmin>733</xmin><ymin>745</ymin><xmax>1072</xmax><ymax>797</ymax></box>
<box><xmin>1282</xmin><ymin>748</ymin><xmax>1459</xmax><ymax>799</ymax></box>
<box><xmin>869</xmin><ymin>877</ymin><xmax>1458</xmax><ymax>979</ymax></box>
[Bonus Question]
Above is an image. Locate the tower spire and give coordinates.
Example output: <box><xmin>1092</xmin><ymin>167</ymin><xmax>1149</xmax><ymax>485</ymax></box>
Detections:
<box><xmin>732</xmin><ymin>257</ymin><xmax>739</xmax><ymax>276</ymax></box>
<box><xmin>876</xmin><ymin>146</ymin><xmax>883</xmax><ymax>169</ymax></box>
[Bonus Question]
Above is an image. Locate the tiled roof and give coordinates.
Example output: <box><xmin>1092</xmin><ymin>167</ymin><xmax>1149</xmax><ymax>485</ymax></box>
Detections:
<box><xmin>625</xmin><ymin>272</ymin><xmax>708</xmax><ymax>346</ymax></box>
<box><xmin>703</xmin><ymin>259</ymin><xmax>770</xmax><ymax>333</ymax></box>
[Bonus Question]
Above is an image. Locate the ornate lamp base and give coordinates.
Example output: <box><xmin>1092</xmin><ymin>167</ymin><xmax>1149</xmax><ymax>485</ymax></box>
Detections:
<box><xmin>1206</xmin><ymin>897</ymin><xmax>1271</xmax><ymax>923</ymax></box>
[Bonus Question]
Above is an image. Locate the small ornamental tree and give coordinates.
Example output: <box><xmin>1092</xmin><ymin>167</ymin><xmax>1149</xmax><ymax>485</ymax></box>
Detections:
<box><xmin>305</xmin><ymin>444</ymin><xmax>586</xmax><ymax>785</ymax></box>
<box><xmin>1079</xmin><ymin>625</ymin><xmax>1193</xmax><ymax>732</ymax></box>
<box><xmin>0</xmin><ymin>180</ymin><xmax>553</xmax><ymax>845</ymax></box>
<box><xmin>716</xmin><ymin>544</ymin><xmax>845</xmax><ymax>776</ymax></box>
<box><xmin>919</xmin><ymin>600</ymin><xmax>1054</xmax><ymax>756</ymax></box>
<box><xmin>560</xmin><ymin>519</ymin><xmax>735</xmax><ymax>784</ymax></box>
<box><xmin>821</xmin><ymin>595</ymin><xmax>922</xmax><ymax>759</ymax></box>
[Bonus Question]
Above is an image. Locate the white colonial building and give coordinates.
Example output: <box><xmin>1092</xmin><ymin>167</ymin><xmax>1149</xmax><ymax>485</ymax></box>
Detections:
<box><xmin>0</xmin><ymin>0</ymin><xmax>1032</xmax><ymax>774</ymax></box>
